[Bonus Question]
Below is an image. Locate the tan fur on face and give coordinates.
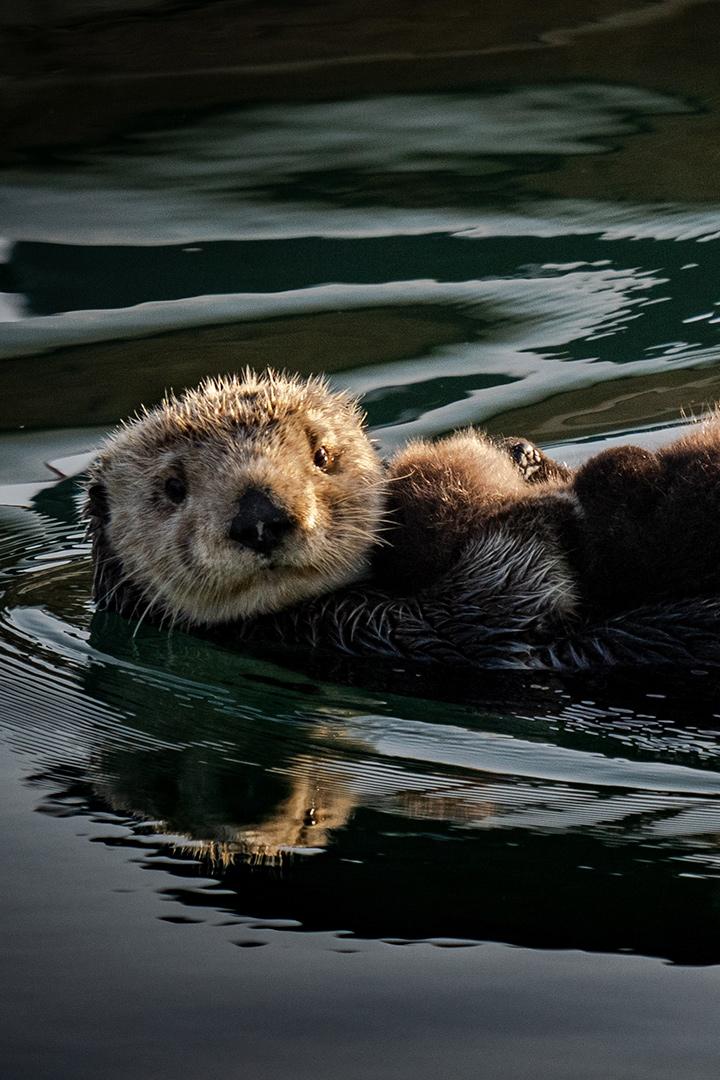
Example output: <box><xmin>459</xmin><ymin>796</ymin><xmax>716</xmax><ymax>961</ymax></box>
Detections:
<box><xmin>90</xmin><ymin>370</ymin><xmax>385</xmax><ymax>625</ymax></box>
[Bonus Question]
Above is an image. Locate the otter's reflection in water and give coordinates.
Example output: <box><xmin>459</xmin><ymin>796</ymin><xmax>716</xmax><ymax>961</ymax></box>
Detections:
<box><xmin>21</xmin><ymin>608</ymin><xmax>720</xmax><ymax>965</ymax></box>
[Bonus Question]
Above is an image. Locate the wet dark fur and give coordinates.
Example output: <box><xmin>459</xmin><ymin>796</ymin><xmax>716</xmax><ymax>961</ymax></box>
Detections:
<box><xmin>572</xmin><ymin>430</ymin><xmax>720</xmax><ymax>613</ymax></box>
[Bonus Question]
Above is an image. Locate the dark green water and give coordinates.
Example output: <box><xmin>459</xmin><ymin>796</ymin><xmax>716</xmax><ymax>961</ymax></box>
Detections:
<box><xmin>3</xmin><ymin>3</ymin><xmax>720</xmax><ymax>1078</ymax></box>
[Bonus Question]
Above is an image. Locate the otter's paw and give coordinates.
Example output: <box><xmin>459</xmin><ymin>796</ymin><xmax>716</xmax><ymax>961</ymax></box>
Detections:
<box><xmin>503</xmin><ymin>438</ymin><xmax>544</xmax><ymax>480</ymax></box>
<box><xmin>499</xmin><ymin>437</ymin><xmax>573</xmax><ymax>484</ymax></box>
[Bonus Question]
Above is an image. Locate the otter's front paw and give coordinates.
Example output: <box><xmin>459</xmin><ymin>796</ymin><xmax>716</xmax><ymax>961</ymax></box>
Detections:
<box><xmin>504</xmin><ymin>438</ymin><xmax>544</xmax><ymax>480</ymax></box>
<box><xmin>499</xmin><ymin>437</ymin><xmax>573</xmax><ymax>485</ymax></box>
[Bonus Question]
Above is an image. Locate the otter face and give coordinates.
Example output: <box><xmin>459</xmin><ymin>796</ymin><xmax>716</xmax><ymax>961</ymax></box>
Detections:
<box><xmin>88</xmin><ymin>371</ymin><xmax>385</xmax><ymax>626</ymax></box>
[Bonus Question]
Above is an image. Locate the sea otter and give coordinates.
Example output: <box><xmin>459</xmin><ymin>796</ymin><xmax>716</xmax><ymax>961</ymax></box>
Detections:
<box><xmin>87</xmin><ymin>370</ymin><xmax>720</xmax><ymax>671</ymax></box>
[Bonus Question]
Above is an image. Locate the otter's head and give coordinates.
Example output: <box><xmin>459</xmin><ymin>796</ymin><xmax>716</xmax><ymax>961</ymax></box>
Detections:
<box><xmin>87</xmin><ymin>370</ymin><xmax>385</xmax><ymax>626</ymax></box>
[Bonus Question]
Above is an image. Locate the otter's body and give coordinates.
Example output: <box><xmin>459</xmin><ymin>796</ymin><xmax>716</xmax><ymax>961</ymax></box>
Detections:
<box><xmin>87</xmin><ymin>371</ymin><xmax>720</xmax><ymax>672</ymax></box>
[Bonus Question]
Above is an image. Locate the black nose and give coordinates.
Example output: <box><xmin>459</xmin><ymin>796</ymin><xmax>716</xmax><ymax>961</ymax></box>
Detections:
<box><xmin>228</xmin><ymin>488</ymin><xmax>294</xmax><ymax>555</ymax></box>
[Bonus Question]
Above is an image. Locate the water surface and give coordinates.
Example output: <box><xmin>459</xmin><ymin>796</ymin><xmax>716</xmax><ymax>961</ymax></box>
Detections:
<box><xmin>3</xmin><ymin>3</ymin><xmax>720</xmax><ymax>1077</ymax></box>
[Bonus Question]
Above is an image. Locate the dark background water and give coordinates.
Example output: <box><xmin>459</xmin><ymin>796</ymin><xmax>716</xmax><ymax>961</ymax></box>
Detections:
<box><xmin>2</xmin><ymin>2</ymin><xmax>720</xmax><ymax>1078</ymax></box>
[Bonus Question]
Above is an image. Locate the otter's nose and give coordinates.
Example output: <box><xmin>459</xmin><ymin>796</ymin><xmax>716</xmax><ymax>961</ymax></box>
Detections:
<box><xmin>228</xmin><ymin>488</ymin><xmax>294</xmax><ymax>556</ymax></box>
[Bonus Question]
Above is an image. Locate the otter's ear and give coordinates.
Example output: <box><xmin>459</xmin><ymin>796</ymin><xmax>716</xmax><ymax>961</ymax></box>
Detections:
<box><xmin>85</xmin><ymin>476</ymin><xmax>124</xmax><ymax>609</ymax></box>
<box><xmin>85</xmin><ymin>478</ymin><xmax>110</xmax><ymax>532</ymax></box>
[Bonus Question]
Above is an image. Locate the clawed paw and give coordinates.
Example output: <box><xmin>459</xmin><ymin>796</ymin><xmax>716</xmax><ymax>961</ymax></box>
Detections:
<box><xmin>498</xmin><ymin>435</ymin><xmax>572</xmax><ymax>484</ymax></box>
<box><xmin>508</xmin><ymin>439</ymin><xmax>543</xmax><ymax>479</ymax></box>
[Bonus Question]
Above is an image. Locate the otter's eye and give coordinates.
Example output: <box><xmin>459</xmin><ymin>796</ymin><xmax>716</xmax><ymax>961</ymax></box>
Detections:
<box><xmin>164</xmin><ymin>476</ymin><xmax>187</xmax><ymax>504</ymax></box>
<box><xmin>313</xmin><ymin>446</ymin><xmax>330</xmax><ymax>471</ymax></box>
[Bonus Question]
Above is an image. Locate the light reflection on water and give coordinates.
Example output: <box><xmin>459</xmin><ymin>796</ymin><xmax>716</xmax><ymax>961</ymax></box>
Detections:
<box><xmin>2</xmin><ymin>87</ymin><xmax>720</xmax><ymax>445</ymax></box>
<box><xmin>0</xmin><ymin>84</ymin><xmax>701</xmax><ymax>243</ymax></box>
